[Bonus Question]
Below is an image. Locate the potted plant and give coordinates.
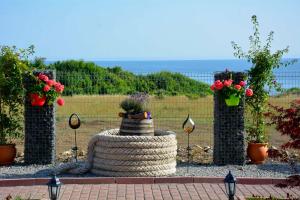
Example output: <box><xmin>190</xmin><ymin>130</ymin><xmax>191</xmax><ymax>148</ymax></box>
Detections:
<box><xmin>119</xmin><ymin>92</ymin><xmax>154</xmax><ymax>136</ymax></box>
<box><xmin>232</xmin><ymin>15</ymin><xmax>296</xmax><ymax>164</ymax></box>
<box><xmin>210</xmin><ymin>73</ymin><xmax>253</xmax><ymax>106</ymax></box>
<box><xmin>27</xmin><ymin>73</ymin><xmax>65</xmax><ymax>106</ymax></box>
<box><xmin>0</xmin><ymin>45</ymin><xmax>34</xmax><ymax>165</ymax></box>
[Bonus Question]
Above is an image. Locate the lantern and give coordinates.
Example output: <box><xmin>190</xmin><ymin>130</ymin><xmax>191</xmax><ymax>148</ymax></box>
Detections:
<box><xmin>224</xmin><ymin>171</ymin><xmax>236</xmax><ymax>200</ymax></box>
<box><xmin>47</xmin><ymin>174</ymin><xmax>62</xmax><ymax>200</ymax></box>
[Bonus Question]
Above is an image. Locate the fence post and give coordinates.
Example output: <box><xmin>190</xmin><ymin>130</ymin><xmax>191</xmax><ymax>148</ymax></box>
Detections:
<box><xmin>213</xmin><ymin>71</ymin><xmax>245</xmax><ymax>165</ymax></box>
<box><xmin>24</xmin><ymin>70</ymin><xmax>56</xmax><ymax>164</ymax></box>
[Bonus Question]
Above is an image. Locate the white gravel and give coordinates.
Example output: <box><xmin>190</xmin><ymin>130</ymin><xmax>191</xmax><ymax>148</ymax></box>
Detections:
<box><xmin>0</xmin><ymin>162</ymin><xmax>298</xmax><ymax>179</ymax></box>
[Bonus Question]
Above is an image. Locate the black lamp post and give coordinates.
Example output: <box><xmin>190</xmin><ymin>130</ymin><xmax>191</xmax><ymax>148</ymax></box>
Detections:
<box><xmin>224</xmin><ymin>171</ymin><xmax>236</xmax><ymax>200</ymax></box>
<box><xmin>69</xmin><ymin>113</ymin><xmax>81</xmax><ymax>162</ymax></box>
<box><xmin>47</xmin><ymin>174</ymin><xmax>62</xmax><ymax>200</ymax></box>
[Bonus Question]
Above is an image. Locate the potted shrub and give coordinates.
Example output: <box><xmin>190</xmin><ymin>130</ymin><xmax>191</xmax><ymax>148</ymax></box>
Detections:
<box><xmin>27</xmin><ymin>73</ymin><xmax>65</xmax><ymax>106</ymax></box>
<box><xmin>119</xmin><ymin>92</ymin><xmax>154</xmax><ymax>136</ymax></box>
<box><xmin>0</xmin><ymin>45</ymin><xmax>34</xmax><ymax>165</ymax></box>
<box><xmin>232</xmin><ymin>15</ymin><xmax>296</xmax><ymax>164</ymax></box>
<box><xmin>210</xmin><ymin>72</ymin><xmax>253</xmax><ymax>106</ymax></box>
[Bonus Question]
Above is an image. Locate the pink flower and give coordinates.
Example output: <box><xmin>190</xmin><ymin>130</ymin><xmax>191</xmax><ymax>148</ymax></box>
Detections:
<box><xmin>43</xmin><ymin>85</ymin><xmax>51</xmax><ymax>92</ymax></box>
<box><xmin>55</xmin><ymin>82</ymin><xmax>64</xmax><ymax>93</ymax></box>
<box><xmin>234</xmin><ymin>84</ymin><xmax>241</xmax><ymax>90</ymax></box>
<box><xmin>57</xmin><ymin>98</ymin><xmax>65</xmax><ymax>106</ymax></box>
<box><xmin>239</xmin><ymin>81</ymin><xmax>246</xmax><ymax>87</ymax></box>
<box><xmin>210</xmin><ymin>84</ymin><xmax>215</xmax><ymax>91</ymax></box>
<box><xmin>46</xmin><ymin>80</ymin><xmax>55</xmax><ymax>87</ymax></box>
<box><xmin>246</xmin><ymin>88</ymin><xmax>253</xmax><ymax>97</ymax></box>
<box><xmin>38</xmin><ymin>73</ymin><xmax>49</xmax><ymax>82</ymax></box>
<box><xmin>224</xmin><ymin>79</ymin><xmax>233</xmax><ymax>87</ymax></box>
<box><xmin>214</xmin><ymin>80</ymin><xmax>223</xmax><ymax>90</ymax></box>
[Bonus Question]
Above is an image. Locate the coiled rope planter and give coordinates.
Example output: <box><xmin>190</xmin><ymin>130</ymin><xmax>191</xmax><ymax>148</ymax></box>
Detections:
<box><xmin>54</xmin><ymin>129</ymin><xmax>177</xmax><ymax>177</ymax></box>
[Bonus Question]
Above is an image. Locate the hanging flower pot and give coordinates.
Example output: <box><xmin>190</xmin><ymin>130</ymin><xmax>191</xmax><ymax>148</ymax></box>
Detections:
<box><xmin>30</xmin><ymin>93</ymin><xmax>46</xmax><ymax>106</ymax></box>
<box><xmin>27</xmin><ymin>73</ymin><xmax>65</xmax><ymax>107</ymax></box>
<box><xmin>225</xmin><ymin>95</ymin><xmax>240</xmax><ymax>106</ymax></box>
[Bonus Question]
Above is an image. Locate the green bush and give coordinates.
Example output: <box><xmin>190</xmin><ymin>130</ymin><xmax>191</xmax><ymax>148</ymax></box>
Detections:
<box><xmin>47</xmin><ymin>60</ymin><xmax>212</xmax><ymax>97</ymax></box>
<box><xmin>0</xmin><ymin>45</ymin><xmax>34</xmax><ymax>144</ymax></box>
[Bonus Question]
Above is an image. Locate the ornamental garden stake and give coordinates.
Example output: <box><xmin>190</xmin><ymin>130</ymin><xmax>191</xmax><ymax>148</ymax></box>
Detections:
<box><xmin>69</xmin><ymin>113</ymin><xmax>81</xmax><ymax>162</ymax></box>
<box><xmin>182</xmin><ymin>114</ymin><xmax>195</xmax><ymax>174</ymax></box>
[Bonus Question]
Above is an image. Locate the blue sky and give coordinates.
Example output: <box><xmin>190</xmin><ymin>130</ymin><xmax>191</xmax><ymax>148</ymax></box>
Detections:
<box><xmin>0</xmin><ymin>0</ymin><xmax>299</xmax><ymax>60</ymax></box>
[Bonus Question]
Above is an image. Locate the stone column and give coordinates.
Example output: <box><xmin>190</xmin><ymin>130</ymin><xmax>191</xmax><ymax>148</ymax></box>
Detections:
<box><xmin>213</xmin><ymin>71</ymin><xmax>245</xmax><ymax>165</ymax></box>
<box><xmin>24</xmin><ymin>70</ymin><xmax>56</xmax><ymax>164</ymax></box>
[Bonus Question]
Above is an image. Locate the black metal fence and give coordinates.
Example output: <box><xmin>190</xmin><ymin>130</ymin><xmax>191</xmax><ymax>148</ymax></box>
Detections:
<box><xmin>54</xmin><ymin>71</ymin><xmax>300</xmax><ymax>164</ymax></box>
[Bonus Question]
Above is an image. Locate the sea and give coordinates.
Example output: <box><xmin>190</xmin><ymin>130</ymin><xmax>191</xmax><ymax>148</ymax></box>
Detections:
<box><xmin>48</xmin><ymin>59</ymin><xmax>300</xmax><ymax>89</ymax></box>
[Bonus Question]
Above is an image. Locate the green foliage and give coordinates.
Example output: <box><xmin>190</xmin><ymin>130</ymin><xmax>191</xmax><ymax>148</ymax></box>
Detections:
<box><xmin>47</xmin><ymin>60</ymin><xmax>212</xmax><ymax>97</ymax></box>
<box><xmin>232</xmin><ymin>15</ymin><xmax>297</xmax><ymax>143</ymax></box>
<box><xmin>0</xmin><ymin>45</ymin><xmax>34</xmax><ymax>144</ymax></box>
<box><xmin>120</xmin><ymin>92</ymin><xmax>149</xmax><ymax>114</ymax></box>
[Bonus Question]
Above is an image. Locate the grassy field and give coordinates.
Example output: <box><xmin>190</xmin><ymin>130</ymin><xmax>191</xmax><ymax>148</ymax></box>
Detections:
<box><xmin>15</xmin><ymin>94</ymin><xmax>299</xmax><ymax>160</ymax></box>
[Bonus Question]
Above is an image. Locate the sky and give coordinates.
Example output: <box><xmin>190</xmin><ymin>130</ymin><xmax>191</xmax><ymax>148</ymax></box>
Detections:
<box><xmin>0</xmin><ymin>0</ymin><xmax>299</xmax><ymax>60</ymax></box>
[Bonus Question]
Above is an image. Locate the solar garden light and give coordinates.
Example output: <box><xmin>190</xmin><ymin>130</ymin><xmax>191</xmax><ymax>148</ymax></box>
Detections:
<box><xmin>68</xmin><ymin>113</ymin><xmax>81</xmax><ymax>162</ymax></box>
<box><xmin>47</xmin><ymin>174</ymin><xmax>62</xmax><ymax>200</ymax></box>
<box><xmin>224</xmin><ymin>171</ymin><xmax>237</xmax><ymax>200</ymax></box>
<box><xmin>182</xmin><ymin>114</ymin><xmax>195</xmax><ymax>174</ymax></box>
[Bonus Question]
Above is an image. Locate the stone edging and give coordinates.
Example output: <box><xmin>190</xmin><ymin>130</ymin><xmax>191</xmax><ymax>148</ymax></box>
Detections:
<box><xmin>0</xmin><ymin>177</ymin><xmax>286</xmax><ymax>187</ymax></box>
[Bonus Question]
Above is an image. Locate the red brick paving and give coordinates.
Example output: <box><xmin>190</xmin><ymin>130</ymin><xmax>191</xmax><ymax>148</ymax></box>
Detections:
<box><xmin>0</xmin><ymin>184</ymin><xmax>299</xmax><ymax>200</ymax></box>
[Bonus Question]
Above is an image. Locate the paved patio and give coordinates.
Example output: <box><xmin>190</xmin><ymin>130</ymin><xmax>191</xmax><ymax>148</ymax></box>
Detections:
<box><xmin>0</xmin><ymin>183</ymin><xmax>299</xmax><ymax>200</ymax></box>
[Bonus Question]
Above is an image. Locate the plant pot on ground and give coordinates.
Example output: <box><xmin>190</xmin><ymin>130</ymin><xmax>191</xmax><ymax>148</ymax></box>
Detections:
<box><xmin>119</xmin><ymin>92</ymin><xmax>154</xmax><ymax>136</ymax></box>
<box><xmin>232</xmin><ymin>15</ymin><xmax>296</xmax><ymax>164</ymax></box>
<box><xmin>0</xmin><ymin>45</ymin><xmax>34</xmax><ymax>165</ymax></box>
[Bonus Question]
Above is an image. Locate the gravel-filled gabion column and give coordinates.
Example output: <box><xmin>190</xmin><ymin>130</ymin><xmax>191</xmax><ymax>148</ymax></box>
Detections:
<box><xmin>24</xmin><ymin>70</ymin><xmax>56</xmax><ymax>164</ymax></box>
<box><xmin>213</xmin><ymin>71</ymin><xmax>246</xmax><ymax>165</ymax></box>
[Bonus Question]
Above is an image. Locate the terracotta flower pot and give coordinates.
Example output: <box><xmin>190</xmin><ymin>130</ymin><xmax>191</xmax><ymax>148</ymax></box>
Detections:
<box><xmin>225</xmin><ymin>95</ymin><xmax>240</xmax><ymax>106</ymax></box>
<box><xmin>247</xmin><ymin>142</ymin><xmax>268</xmax><ymax>164</ymax></box>
<box><xmin>30</xmin><ymin>93</ymin><xmax>46</xmax><ymax>106</ymax></box>
<box><xmin>0</xmin><ymin>144</ymin><xmax>17</xmax><ymax>165</ymax></box>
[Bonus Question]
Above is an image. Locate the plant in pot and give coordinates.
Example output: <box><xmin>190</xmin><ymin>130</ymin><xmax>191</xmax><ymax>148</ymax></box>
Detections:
<box><xmin>27</xmin><ymin>73</ymin><xmax>65</xmax><ymax>107</ymax></box>
<box><xmin>210</xmin><ymin>72</ymin><xmax>254</xmax><ymax>106</ymax></box>
<box><xmin>0</xmin><ymin>45</ymin><xmax>34</xmax><ymax>165</ymax></box>
<box><xmin>232</xmin><ymin>15</ymin><xmax>296</xmax><ymax>164</ymax></box>
<box><xmin>119</xmin><ymin>92</ymin><xmax>154</xmax><ymax>136</ymax></box>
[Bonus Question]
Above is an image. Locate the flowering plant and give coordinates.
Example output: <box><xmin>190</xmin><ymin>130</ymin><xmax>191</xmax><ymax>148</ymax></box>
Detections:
<box><xmin>210</xmin><ymin>77</ymin><xmax>253</xmax><ymax>106</ymax></box>
<box><xmin>28</xmin><ymin>73</ymin><xmax>65</xmax><ymax>106</ymax></box>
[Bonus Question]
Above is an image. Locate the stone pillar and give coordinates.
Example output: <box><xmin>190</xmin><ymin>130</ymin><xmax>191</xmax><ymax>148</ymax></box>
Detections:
<box><xmin>213</xmin><ymin>71</ymin><xmax>245</xmax><ymax>165</ymax></box>
<box><xmin>24</xmin><ymin>70</ymin><xmax>56</xmax><ymax>164</ymax></box>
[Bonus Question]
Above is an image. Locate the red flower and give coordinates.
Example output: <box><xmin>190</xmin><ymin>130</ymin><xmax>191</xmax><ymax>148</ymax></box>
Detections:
<box><xmin>46</xmin><ymin>80</ymin><xmax>55</xmax><ymax>86</ymax></box>
<box><xmin>234</xmin><ymin>84</ymin><xmax>241</xmax><ymax>90</ymax></box>
<box><xmin>224</xmin><ymin>79</ymin><xmax>233</xmax><ymax>87</ymax></box>
<box><xmin>43</xmin><ymin>85</ymin><xmax>51</xmax><ymax>92</ymax></box>
<box><xmin>239</xmin><ymin>81</ymin><xmax>246</xmax><ymax>87</ymax></box>
<box><xmin>38</xmin><ymin>73</ymin><xmax>49</xmax><ymax>82</ymax></box>
<box><xmin>214</xmin><ymin>80</ymin><xmax>223</xmax><ymax>90</ymax></box>
<box><xmin>210</xmin><ymin>84</ymin><xmax>215</xmax><ymax>91</ymax></box>
<box><xmin>57</xmin><ymin>98</ymin><xmax>65</xmax><ymax>106</ymax></box>
<box><xmin>246</xmin><ymin>88</ymin><xmax>253</xmax><ymax>97</ymax></box>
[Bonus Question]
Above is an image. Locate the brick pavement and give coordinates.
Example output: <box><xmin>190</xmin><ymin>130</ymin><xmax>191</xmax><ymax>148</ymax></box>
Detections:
<box><xmin>0</xmin><ymin>183</ymin><xmax>299</xmax><ymax>200</ymax></box>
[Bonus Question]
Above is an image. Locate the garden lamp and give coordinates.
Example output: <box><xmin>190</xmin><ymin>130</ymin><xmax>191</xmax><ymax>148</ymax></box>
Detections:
<box><xmin>182</xmin><ymin>114</ymin><xmax>195</xmax><ymax>173</ymax></box>
<box><xmin>224</xmin><ymin>171</ymin><xmax>236</xmax><ymax>200</ymax></box>
<box><xmin>47</xmin><ymin>174</ymin><xmax>62</xmax><ymax>200</ymax></box>
<box><xmin>69</xmin><ymin>113</ymin><xmax>81</xmax><ymax>162</ymax></box>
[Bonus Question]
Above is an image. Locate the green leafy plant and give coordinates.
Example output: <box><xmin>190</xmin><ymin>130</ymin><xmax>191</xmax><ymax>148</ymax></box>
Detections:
<box><xmin>0</xmin><ymin>45</ymin><xmax>34</xmax><ymax>144</ymax></box>
<box><xmin>232</xmin><ymin>15</ymin><xmax>296</xmax><ymax>143</ymax></box>
<box><xmin>120</xmin><ymin>92</ymin><xmax>150</xmax><ymax>114</ymax></box>
<box><xmin>246</xmin><ymin>193</ymin><xmax>298</xmax><ymax>200</ymax></box>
